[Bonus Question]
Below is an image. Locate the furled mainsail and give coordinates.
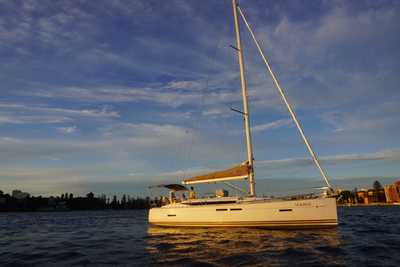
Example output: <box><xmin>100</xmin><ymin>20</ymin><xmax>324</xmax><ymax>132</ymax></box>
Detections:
<box><xmin>182</xmin><ymin>161</ymin><xmax>250</xmax><ymax>185</ymax></box>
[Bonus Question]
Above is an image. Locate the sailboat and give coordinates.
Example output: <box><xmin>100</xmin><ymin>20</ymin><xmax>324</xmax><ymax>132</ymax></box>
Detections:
<box><xmin>148</xmin><ymin>0</ymin><xmax>338</xmax><ymax>228</ymax></box>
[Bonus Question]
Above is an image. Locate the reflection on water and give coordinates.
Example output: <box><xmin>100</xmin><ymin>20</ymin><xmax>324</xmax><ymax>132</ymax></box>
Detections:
<box><xmin>1</xmin><ymin>208</ymin><xmax>399</xmax><ymax>266</ymax></box>
<box><xmin>147</xmin><ymin>226</ymin><xmax>344</xmax><ymax>266</ymax></box>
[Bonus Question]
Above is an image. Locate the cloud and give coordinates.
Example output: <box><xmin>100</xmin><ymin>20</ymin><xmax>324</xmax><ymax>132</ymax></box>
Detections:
<box><xmin>1</xmin><ymin>1</ymin><xmax>399</xmax><ymax>196</ymax></box>
<box><xmin>323</xmin><ymin>150</ymin><xmax>400</xmax><ymax>162</ymax></box>
<box><xmin>128</xmin><ymin>172</ymin><xmax>144</xmax><ymax>177</ymax></box>
<box><xmin>166</xmin><ymin>80</ymin><xmax>204</xmax><ymax>90</ymax></box>
<box><xmin>0</xmin><ymin>103</ymin><xmax>119</xmax><ymax>124</ymax></box>
<box><xmin>158</xmin><ymin>111</ymin><xmax>193</xmax><ymax>122</ymax></box>
<box><xmin>0</xmin><ymin>0</ymin><xmax>99</xmax><ymax>50</ymax></box>
<box><xmin>0</xmin><ymin>137</ymin><xmax>102</xmax><ymax>163</ymax></box>
<box><xmin>0</xmin><ymin>122</ymin><xmax>197</xmax><ymax>164</ymax></box>
<box><xmin>320</xmin><ymin>101</ymin><xmax>400</xmax><ymax>138</ymax></box>
<box><xmin>252</xmin><ymin>119</ymin><xmax>292</xmax><ymax>133</ymax></box>
<box><xmin>3</xmin><ymin>1</ymin><xmax>399</xmax><ymax>109</ymax></box>
<box><xmin>124</xmin><ymin>123</ymin><xmax>193</xmax><ymax>147</ymax></box>
<box><xmin>0</xmin><ymin>137</ymin><xmax>21</xmax><ymax>144</ymax></box>
<box><xmin>0</xmin><ymin>165</ymin><xmax>149</xmax><ymax>196</ymax></box>
<box><xmin>240</xmin><ymin>2</ymin><xmax>400</xmax><ymax>112</ymax></box>
<box><xmin>201</xmin><ymin>107</ymin><xmax>233</xmax><ymax>118</ymax></box>
<box><xmin>257</xmin><ymin>149</ymin><xmax>400</xmax><ymax>168</ymax></box>
<box><xmin>56</xmin><ymin>126</ymin><xmax>78</xmax><ymax>134</ymax></box>
<box><xmin>19</xmin><ymin>81</ymin><xmax>243</xmax><ymax>108</ymax></box>
<box><xmin>101</xmin><ymin>122</ymin><xmax>192</xmax><ymax>138</ymax></box>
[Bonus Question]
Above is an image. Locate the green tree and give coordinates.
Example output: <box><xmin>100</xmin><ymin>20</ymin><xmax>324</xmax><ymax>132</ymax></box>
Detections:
<box><xmin>111</xmin><ymin>195</ymin><xmax>118</xmax><ymax>209</ymax></box>
<box><xmin>373</xmin><ymin>180</ymin><xmax>383</xmax><ymax>191</ymax></box>
<box><xmin>121</xmin><ymin>194</ymin><xmax>127</xmax><ymax>208</ymax></box>
<box><xmin>86</xmin><ymin>192</ymin><xmax>94</xmax><ymax>199</ymax></box>
<box><xmin>339</xmin><ymin>190</ymin><xmax>354</xmax><ymax>204</ymax></box>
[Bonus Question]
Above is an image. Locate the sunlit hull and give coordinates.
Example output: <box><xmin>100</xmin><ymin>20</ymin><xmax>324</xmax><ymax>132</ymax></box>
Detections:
<box><xmin>149</xmin><ymin>197</ymin><xmax>338</xmax><ymax>229</ymax></box>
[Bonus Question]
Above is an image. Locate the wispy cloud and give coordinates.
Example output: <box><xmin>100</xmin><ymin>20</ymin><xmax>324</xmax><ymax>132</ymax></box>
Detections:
<box><xmin>0</xmin><ymin>122</ymin><xmax>196</xmax><ymax>164</ymax></box>
<box><xmin>252</xmin><ymin>119</ymin><xmax>292</xmax><ymax>133</ymax></box>
<box><xmin>320</xmin><ymin>101</ymin><xmax>400</xmax><ymax>140</ymax></box>
<box><xmin>0</xmin><ymin>103</ymin><xmax>119</xmax><ymax>124</ymax></box>
<box><xmin>257</xmin><ymin>149</ymin><xmax>400</xmax><ymax>168</ymax></box>
<box><xmin>166</xmin><ymin>80</ymin><xmax>204</xmax><ymax>90</ymax></box>
<box><xmin>56</xmin><ymin>126</ymin><xmax>78</xmax><ymax>134</ymax></box>
<box><xmin>17</xmin><ymin>81</ymin><xmax>243</xmax><ymax>109</ymax></box>
<box><xmin>0</xmin><ymin>137</ymin><xmax>21</xmax><ymax>144</ymax></box>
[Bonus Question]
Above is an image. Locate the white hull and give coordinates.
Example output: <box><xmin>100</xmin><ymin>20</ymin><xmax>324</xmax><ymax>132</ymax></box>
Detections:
<box><xmin>149</xmin><ymin>197</ymin><xmax>338</xmax><ymax>229</ymax></box>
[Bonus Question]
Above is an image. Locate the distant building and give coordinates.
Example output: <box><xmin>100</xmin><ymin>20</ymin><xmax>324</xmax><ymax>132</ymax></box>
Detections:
<box><xmin>368</xmin><ymin>189</ymin><xmax>386</xmax><ymax>203</ymax></box>
<box><xmin>367</xmin><ymin>190</ymin><xmax>375</xmax><ymax>203</ymax></box>
<box><xmin>355</xmin><ymin>188</ymin><xmax>386</xmax><ymax>204</ymax></box>
<box><xmin>353</xmin><ymin>180</ymin><xmax>400</xmax><ymax>204</ymax></box>
<box><xmin>356</xmin><ymin>190</ymin><xmax>368</xmax><ymax>204</ymax></box>
<box><xmin>384</xmin><ymin>181</ymin><xmax>400</xmax><ymax>203</ymax></box>
<box><xmin>12</xmin><ymin>190</ymin><xmax>30</xmax><ymax>199</ymax></box>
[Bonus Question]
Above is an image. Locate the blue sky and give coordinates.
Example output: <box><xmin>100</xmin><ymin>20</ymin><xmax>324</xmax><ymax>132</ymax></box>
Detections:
<box><xmin>1</xmin><ymin>0</ymin><xmax>399</xmax><ymax>197</ymax></box>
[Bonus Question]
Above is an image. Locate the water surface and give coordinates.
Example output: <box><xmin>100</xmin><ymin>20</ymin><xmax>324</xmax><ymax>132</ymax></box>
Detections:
<box><xmin>1</xmin><ymin>207</ymin><xmax>399</xmax><ymax>266</ymax></box>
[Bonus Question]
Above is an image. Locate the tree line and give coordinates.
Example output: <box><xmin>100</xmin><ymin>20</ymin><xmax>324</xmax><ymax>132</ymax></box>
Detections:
<box><xmin>0</xmin><ymin>190</ymin><xmax>160</xmax><ymax>212</ymax></box>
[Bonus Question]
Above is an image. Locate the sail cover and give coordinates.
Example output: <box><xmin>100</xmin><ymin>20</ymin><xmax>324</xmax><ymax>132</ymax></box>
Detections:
<box><xmin>182</xmin><ymin>161</ymin><xmax>250</xmax><ymax>185</ymax></box>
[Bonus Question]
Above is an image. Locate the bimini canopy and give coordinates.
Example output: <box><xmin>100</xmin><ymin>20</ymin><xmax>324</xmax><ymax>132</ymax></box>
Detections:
<box><xmin>182</xmin><ymin>161</ymin><xmax>250</xmax><ymax>185</ymax></box>
<box><xmin>149</xmin><ymin>184</ymin><xmax>188</xmax><ymax>192</ymax></box>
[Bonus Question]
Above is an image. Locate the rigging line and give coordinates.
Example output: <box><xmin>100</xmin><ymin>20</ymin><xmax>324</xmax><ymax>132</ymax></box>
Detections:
<box><xmin>223</xmin><ymin>181</ymin><xmax>247</xmax><ymax>195</ymax></box>
<box><xmin>237</xmin><ymin>6</ymin><xmax>333</xmax><ymax>190</ymax></box>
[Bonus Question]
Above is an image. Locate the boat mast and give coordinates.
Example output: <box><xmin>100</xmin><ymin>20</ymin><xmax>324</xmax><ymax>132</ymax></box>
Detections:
<box><xmin>237</xmin><ymin>6</ymin><xmax>333</xmax><ymax>190</ymax></box>
<box><xmin>232</xmin><ymin>0</ymin><xmax>256</xmax><ymax>197</ymax></box>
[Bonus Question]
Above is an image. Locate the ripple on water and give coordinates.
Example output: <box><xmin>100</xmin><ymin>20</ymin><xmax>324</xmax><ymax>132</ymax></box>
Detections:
<box><xmin>53</xmin><ymin>251</ymin><xmax>86</xmax><ymax>261</ymax></box>
<box><xmin>0</xmin><ymin>208</ymin><xmax>400</xmax><ymax>266</ymax></box>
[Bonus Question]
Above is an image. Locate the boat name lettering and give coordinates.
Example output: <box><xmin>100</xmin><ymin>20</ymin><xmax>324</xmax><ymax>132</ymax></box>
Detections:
<box><xmin>295</xmin><ymin>202</ymin><xmax>311</xmax><ymax>206</ymax></box>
